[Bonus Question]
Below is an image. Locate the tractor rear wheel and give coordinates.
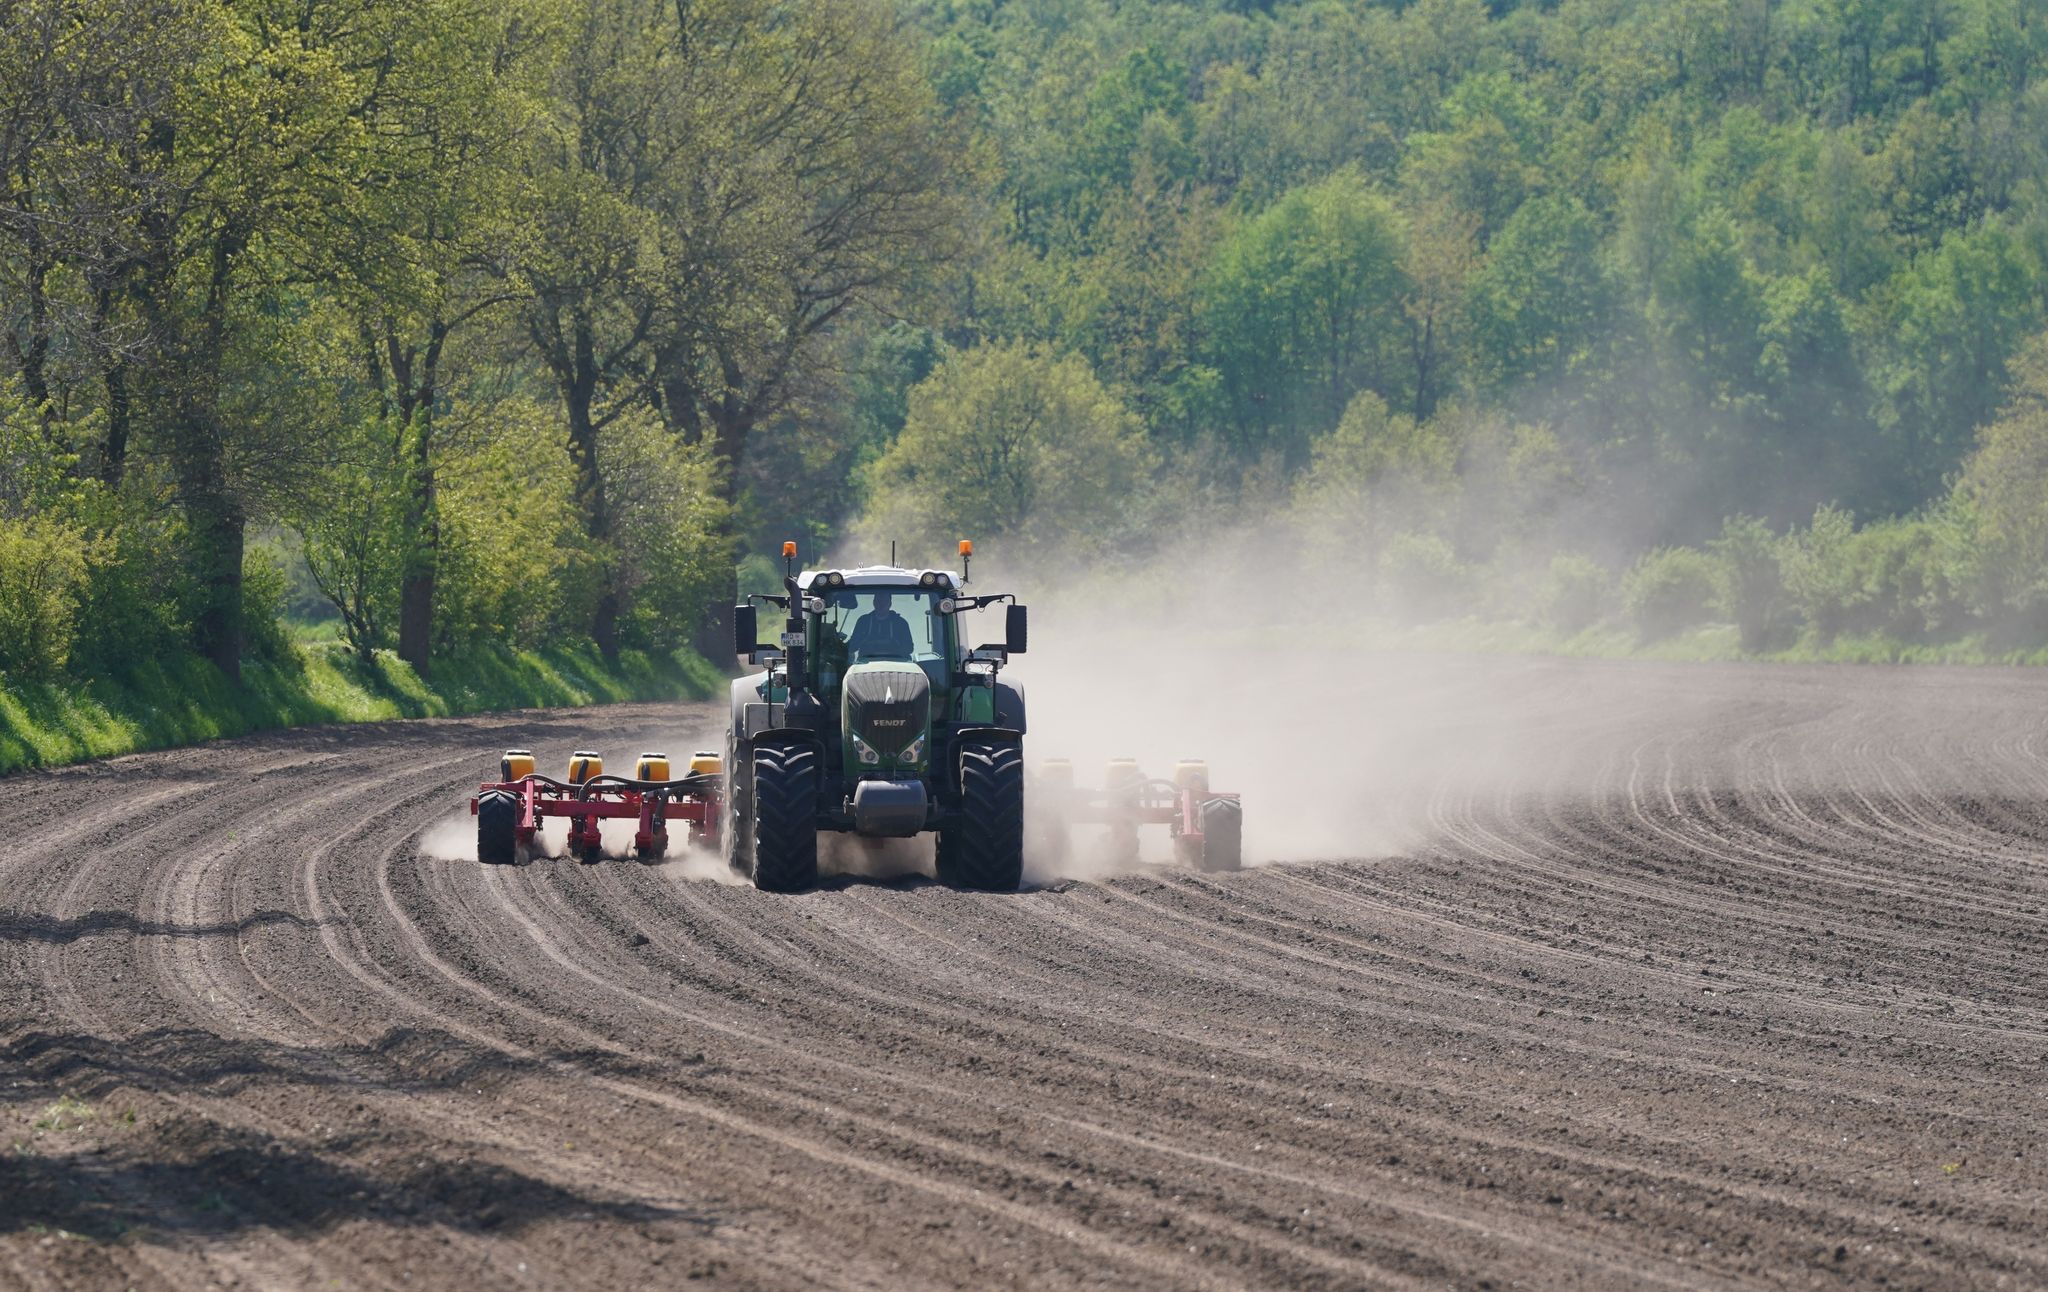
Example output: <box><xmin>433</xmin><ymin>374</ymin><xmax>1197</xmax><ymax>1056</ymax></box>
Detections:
<box><xmin>748</xmin><ymin>739</ymin><xmax>819</xmax><ymax>892</ymax></box>
<box><xmin>938</xmin><ymin>739</ymin><xmax>1025</xmax><ymax>892</ymax></box>
<box><xmin>1197</xmin><ymin>798</ymin><xmax>1243</xmax><ymax>873</ymax></box>
<box><xmin>477</xmin><ymin>790</ymin><xmax>517</xmax><ymax>865</ymax></box>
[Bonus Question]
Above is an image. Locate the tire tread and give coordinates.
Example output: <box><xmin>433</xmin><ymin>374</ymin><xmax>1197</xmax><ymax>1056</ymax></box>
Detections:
<box><xmin>749</xmin><ymin>740</ymin><xmax>820</xmax><ymax>892</ymax></box>
<box><xmin>938</xmin><ymin>740</ymin><xmax>1025</xmax><ymax>891</ymax></box>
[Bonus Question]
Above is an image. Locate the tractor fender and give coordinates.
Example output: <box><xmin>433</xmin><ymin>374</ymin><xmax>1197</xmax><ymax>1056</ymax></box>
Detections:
<box><xmin>993</xmin><ymin>680</ymin><xmax>1026</xmax><ymax>734</ymax></box>
<box><xmin>950</xmin><ymin>726</ymin><xmax>1023</xmax><ymax>750</ymax></box>
<box><xmin>728</xmin><ymin>674</ymin><xmax>764</xmax><ymax>742</ymax></box>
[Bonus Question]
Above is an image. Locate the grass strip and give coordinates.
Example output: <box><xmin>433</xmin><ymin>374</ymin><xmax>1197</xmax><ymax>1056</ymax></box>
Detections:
<box><xmin>0</xmin><ymin>640</ymin><xmax>725</xmax><ymax>775</ymax></box>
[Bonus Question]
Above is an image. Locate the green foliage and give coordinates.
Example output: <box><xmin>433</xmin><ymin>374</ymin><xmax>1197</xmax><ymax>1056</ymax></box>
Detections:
<box><xmin>297</xmin><ymin>418</ymin><xmax>408</xmax><ymax>662</ymax></box>
<box><xmin>1541</xmin><ymin>554</ymin><xmax>1608</xmax><ymax>636</ymax></box>
<box><xmin>430</xmin><ymin>396</ymin><xmax>585</xmax><ymax>650</ymax></box>
<box><xmin>1959</xmin><ymin>333</ymin><xmax>2048</xmax><ymax>630</ymax></box>
<box><xmin>1379</xmin><ymin>532</ymin><xmax>1473</xmax><ymax>623</ymax></box>
<box><xmin>861</xmin><ymin>342</ymin><xmax>1152</xmax><ymax>562</ymax></box>
<box><xmin>1708</xmin><ymin>515</ymin><xmax>1786</xmax><ymax>653</ymax></box>
<box><xmin>240</xmin><ymin>546</ymin><xmax>295</xmax><ymax>665</ymax></box>
<box><xmin>1622</xmin><ymin>548</ymin><xmax>1721</xmax><ymax>643</ymax></box>
<box><xmin>13</xmin><ymin>0</ymin><xmax>2048</xmax><ymax>738</ymax></box>
<box><xmin>602</xmin><ymin>411</ymin><xmax>731</xmax><ymax>654</ymax></box>
<box><xmin>1201</xmin><ymin>171</ymin><xmax>1407</xmax><ymax>464</ymax></box>
<box><xmin>0</xmin><ymin>515</ymin><xmax>99</xmax><ymax>679</ymax></box>
<box><xmin>1465</xmin><ymin>196</ymin><xmax>1609</xmax><ymax>395</ymax></box>
<box><xmin>1779</xmin><ymin>505</ymin><xmax>1864</xmax><ymax>644</ymax></box>
<box><xmin>1295</xmin><ymin>391</ymin><xmax>1458</xmax><ymax>576</ymax></box>
<box><xmin>1846</xmin><ymin>512</ymin><xmax>1971</xmax><ymax>641</ymax></box>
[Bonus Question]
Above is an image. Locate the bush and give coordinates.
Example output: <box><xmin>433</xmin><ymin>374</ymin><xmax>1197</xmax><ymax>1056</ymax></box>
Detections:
<box><xmin>67</xmin><ymin>495</ymin><xmax>191</xmax><ymax>678</ymax></box>
<box><xmin>1708</xmin><ymin>515</ymin><xmax>1785</xmax><ymax>653</ymax></box>
<box><xmin>1379</xmin><ymin>532</ymin><xmax>1473</xmax><ymax>621</ymax></box>
<box><xmin>1780</xmin><ymin>505</ymin><xmax>1863</xmax><ymax>644</ymax></box>
<box><xmin>1847</xmin><ymin>514</ymin><xmax>1969</xmax><ymax>640</ymax></box>
<box><xmin>1622</xmin><ymin>547</ymin><xmax>1719</xmax><ymax>642</ymax></box>
<box><xmin>0</xmin><ymin>515</ymin><xmax>97</xmax><ymax>678</ymax></box>
<box><xmin>1540</xmin><ymin>553</ymin><xmax>1607</xmax><ymax>634</ymax></box>
<box><xmin>241</xmin><ymin>544</ymin><xmax>295</xmax><ymax>663</ymax></box>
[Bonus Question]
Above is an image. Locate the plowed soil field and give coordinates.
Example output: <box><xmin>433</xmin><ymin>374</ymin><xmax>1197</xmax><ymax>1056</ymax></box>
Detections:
<box><xmin>3</xmin><ymin>659</ymin><xmax>2044</xmax><ymax>1290</ymax></box>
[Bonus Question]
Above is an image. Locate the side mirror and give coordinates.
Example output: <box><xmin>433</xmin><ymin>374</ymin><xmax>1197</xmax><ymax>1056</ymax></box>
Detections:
<box><xmin>733</xmin><ymin>604</ymin><xmax>757</xmax><ymax>659</ymax></box>
<box><xmin>1005</xmin><ymin>604</ymin><xmax>1028</xmax><ymax>655</ymax></box>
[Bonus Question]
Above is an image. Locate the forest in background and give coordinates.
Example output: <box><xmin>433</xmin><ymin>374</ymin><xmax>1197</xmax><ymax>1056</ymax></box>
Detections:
<box><xmin>7</xmin><ymin>0</ymin><xmax>2048</xmax><ymax>717</ymax></box>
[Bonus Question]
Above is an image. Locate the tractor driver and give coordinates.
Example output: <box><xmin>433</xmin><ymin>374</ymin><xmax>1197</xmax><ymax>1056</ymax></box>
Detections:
<box><xmin>847</xmin><ymin>591</ymin><xmax>915</xmax><ymax>660</ymax></box>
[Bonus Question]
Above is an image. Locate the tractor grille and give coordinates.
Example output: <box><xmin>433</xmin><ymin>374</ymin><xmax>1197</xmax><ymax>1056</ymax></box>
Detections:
<box><xmin>844</xmin><ymin>669</ymin><xmax>929</xmax><ymax>755</ymax></box>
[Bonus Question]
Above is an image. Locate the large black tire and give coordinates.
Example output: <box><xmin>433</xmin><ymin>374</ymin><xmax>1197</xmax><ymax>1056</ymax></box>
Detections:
<box><xmin>747</xmin><ymin>740</ymin><xmax>819</xmax><ymax>892</ymax></box>
<box><xmin>477</xmin><ymin>790</ymin><xmax>517</xmax><ymax>865</ymax></box>
<box><xmin>937</xmin><ymin>740</ymin><xmax>1025</xmax><ymax>891</ymax></box>
<box><xmin>1197</xmin><ymin>798</ymin><xmax>1243</xmax><ymax>874</ymax></box>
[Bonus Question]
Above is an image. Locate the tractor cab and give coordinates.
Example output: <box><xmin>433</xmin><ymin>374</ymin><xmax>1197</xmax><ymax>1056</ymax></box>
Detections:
<box><xmin>796</xmin><ymin>567</ymin><xmax>960</xmax><ymax>698</ymax></box>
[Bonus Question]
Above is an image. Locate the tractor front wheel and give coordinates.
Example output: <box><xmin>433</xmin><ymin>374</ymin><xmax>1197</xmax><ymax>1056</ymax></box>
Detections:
<box><xmin>477</xmin><ymin>790</ymin><xmax>518</xmax><ymax>864</ymax></box>
<box><xmin>747</xmin><ymin>739</ymin><xmax>820</xmax><ymax>892</ymax></box>
<box><xmin>938</xmin><ymin>739</ymin><xmax>1025</xmax><ymax>892</ymax></box>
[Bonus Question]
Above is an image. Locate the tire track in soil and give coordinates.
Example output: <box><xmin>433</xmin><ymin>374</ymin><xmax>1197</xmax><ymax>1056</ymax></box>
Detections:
<box><xmin>3</xmin><ymin>668</ymin><xmax>2047</xmax><ymax>1289</ymax></box>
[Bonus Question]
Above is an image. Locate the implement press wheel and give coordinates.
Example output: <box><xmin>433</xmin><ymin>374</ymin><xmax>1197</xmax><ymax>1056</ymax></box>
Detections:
<box><xmin>1197</xmin><ymin>798</ymin><xmax>1243</xmax><ymax>874</ymax></box>
<box><xmin>477</xmin><ymin>790</ymin><xmax>518</xmax><ymax>865</ymax></box>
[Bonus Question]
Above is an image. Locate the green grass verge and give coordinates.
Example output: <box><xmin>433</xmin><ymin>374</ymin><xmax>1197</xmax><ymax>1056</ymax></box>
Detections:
<box><xmin>0</xmin><ymin>640</ymin><xmax>725</xmax><ymax>776</ymax></box>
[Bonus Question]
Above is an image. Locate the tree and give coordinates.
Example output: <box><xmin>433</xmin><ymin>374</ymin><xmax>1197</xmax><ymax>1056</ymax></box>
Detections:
<box><xmin>859</xmin><ymin>343</ymin><xmax>1151</xmax><ymax>561</ymax></box>
<box><xmin>1780</xmin><ymin>504</ymin><xmax>1864</xmax><ymax>643</ymax></box>
<box><xmin>1466</xmin><ymin>195</ymin><xmax>1610</xmax><ymax>396</ymax></box>
<box><xmin>1200</xmin><ymin>171</ymin><xmax>1407</xmax><ymax>465</ymax></box>
<box><xmin>520</xmin><ymin>0</ymin><xmax>964</xmax><ymax>658</ymax></box>
<box><xmin>328</xmin><ymin>0</ymin><xmax>559</xmax><ymax>675</ymax></box>
<box><xmin>1957</xmin><ymin>332</ymin><xmax>2048</xmax><ymax>626</ymax></box>
<box><xmin>1293</xmin><ymin>390</ymin><xmax>1458</xmax><ymax>582</ymax></box>
<box><xmin>84</xmin><ymin>0</ymin><xmax>397</xmax><ymax>679</ymax></box>
<box><xmin>1877</xmin><ymin>218</ymin><xmax>2044</xmax><ymax>504</ymax></box>
<box><xmin>1400</xmin><ymin>197</ymin><xmax>1478</xmax><ymax>419</ymax></box>
<box><xmin>1709</xmin><ymin>514</ymin><xmax>1786</xmax><ymax>653</ymax></box>
<box><xmin>648</xmin><ymin>0</ymin><xmax>968</xmax><ymax>511</ymax></box>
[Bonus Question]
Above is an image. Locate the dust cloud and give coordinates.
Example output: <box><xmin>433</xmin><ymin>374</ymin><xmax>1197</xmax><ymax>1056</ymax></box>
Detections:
<box><xmin>993</xmin><ymin>524</ymin><xmax>1682</xmax><ymax>873</ymax></box>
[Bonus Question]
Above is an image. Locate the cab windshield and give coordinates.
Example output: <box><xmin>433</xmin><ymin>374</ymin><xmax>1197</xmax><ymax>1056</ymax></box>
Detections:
<box><xmin>812</xmin><ymin>586</ymin><xmax>948</xmax><ymax>672</ymax></box>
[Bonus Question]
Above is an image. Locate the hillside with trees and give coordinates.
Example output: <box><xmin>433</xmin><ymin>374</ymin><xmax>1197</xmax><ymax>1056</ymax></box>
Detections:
<box><xmin>5</xmin><ymin>0</ymin><xmax>2048</xmax><ymax>755</ymax></box>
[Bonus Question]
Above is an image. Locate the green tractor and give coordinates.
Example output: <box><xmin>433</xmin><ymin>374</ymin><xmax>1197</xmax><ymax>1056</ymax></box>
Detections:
<box><xmin>724</xmin><ymin>541</ymin><xmax>1031</xmax><ymax>892</ymax></box>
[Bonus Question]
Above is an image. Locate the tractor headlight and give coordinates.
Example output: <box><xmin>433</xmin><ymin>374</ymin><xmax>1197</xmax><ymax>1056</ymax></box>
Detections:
<box><xmin>825</xmin><ymin>571</ymin><xmax>844</xmax><ymax>587</ymax></box>
<box><xmin>850</xmin><ymin>732</ymin><xmax>881</xmax><ymax>766</ymax></box>
<box><xmin>920</xmin><ymin>571</ymin><xmax>937</xmax><ymax>587</ymax></box>
<box><xmin>903</xmin><ymin>732</ymin><xmax>927</xmax><ymax>763</ymax></box>
<box><xmin>806</xmin><ymin>597</ymin><xmax>825</xmax><ymax>614</ymax></box>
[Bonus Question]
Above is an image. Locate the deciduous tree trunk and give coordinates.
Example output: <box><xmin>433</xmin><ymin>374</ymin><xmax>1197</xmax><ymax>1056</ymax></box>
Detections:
<box><xmin>179</xmin><ymin>457</ymin><xmax>246</xmax><ymax>681</ymax></box>
<box><xmin>563</xmin><ymin>318</ymin><xmax>619</xmax><ymax>662</ymax></box>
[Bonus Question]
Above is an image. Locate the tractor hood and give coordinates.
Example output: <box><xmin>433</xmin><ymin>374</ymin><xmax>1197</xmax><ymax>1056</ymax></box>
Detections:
<box><xmin>842</xmin><ymin>661</ymin><xmax>930</xmax><ymax>767</ymax></box>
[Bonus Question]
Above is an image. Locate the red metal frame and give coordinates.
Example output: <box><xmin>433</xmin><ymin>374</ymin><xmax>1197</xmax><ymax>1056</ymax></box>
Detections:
<box><xmin>471</xmin><ymin>777</ymin><xmax>723</xmax><ymax>855</ymax></box>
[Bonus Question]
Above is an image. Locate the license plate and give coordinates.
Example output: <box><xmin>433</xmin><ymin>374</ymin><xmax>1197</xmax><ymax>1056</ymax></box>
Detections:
<box><xmin>780</xmin><ymin>632</ymin><xmax>805</xmax><ymax>647</ymax></box>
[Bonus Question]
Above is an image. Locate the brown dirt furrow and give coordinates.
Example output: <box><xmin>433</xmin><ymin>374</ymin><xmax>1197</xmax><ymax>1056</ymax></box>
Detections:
<box><xmin>4</xmin><ymin>668</ymin><xmax>2048</xmax><ymax>1289</ymax></box>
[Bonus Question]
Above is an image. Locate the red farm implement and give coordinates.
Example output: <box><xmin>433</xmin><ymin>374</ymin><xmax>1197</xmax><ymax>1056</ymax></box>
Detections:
<box><xmin>470</xmin><ymin>749</ymin><xmax>723</xmax><ymax>864</ymax></box>
<box><xmin>1032</xmin><ymin>757</ymin><xmax>1243</xmax><ymax>872</ymax></box>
